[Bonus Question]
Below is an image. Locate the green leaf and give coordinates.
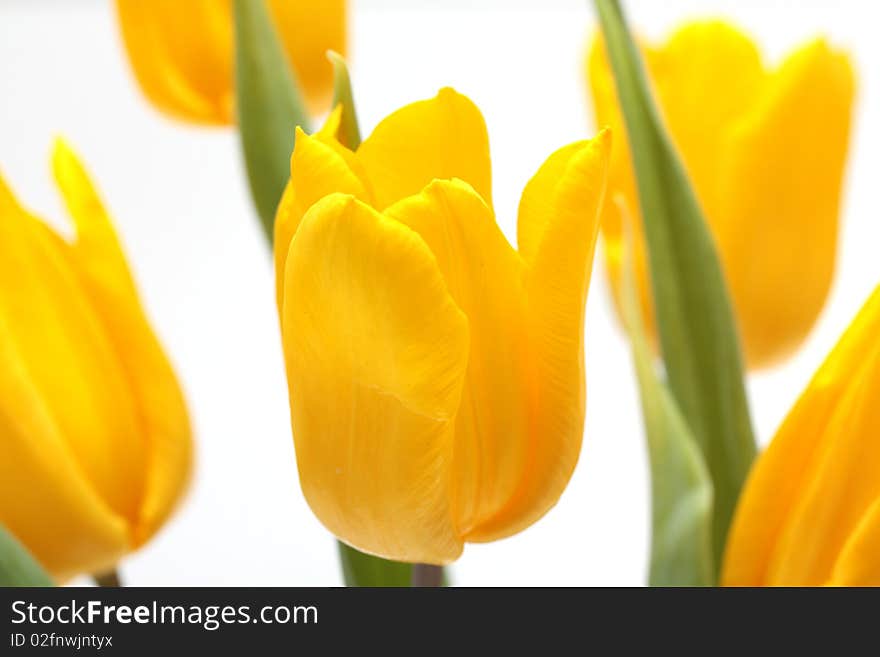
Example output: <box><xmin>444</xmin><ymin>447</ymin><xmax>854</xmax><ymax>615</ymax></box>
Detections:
<box><xmin>620</xmin><ymin>222</ymin><xmax>714</xmax><ymax>587</ymax></box>
<box><xmin>233</xmin><ymin>0</ymin><xmax>309</xmax><ymax>242</ymax></box>
<box><xmin>327</xmin><ymin>51</ymin><xmax>362</xmax><ymax>150</ymax></box>
<box><xmin>338</xmin><ymin>544</ymin><xmax>413</xmax><ymax>587</ymax></box>
<box><xmin>593</xmin><ymin>0</ymin><xmax>756</xmax><ymax>575</ymax></box>
<box><xmin>0</xmin><ymin>524</ymin><xmax>53</xmax><ymax>587</ymax></box>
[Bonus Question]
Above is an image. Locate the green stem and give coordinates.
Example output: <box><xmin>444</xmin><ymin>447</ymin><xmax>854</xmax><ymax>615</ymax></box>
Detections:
<box><xmin>93</xmin><ymin>569</ymin><xmax>122</xmax><ymax>587</ymax></box>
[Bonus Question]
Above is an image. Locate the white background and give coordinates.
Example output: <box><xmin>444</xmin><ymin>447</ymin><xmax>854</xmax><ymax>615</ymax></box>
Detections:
<box><xmin>0</xmin><ymin>0</ymin><xmax>876</xmax><ymax>586</ymax></box>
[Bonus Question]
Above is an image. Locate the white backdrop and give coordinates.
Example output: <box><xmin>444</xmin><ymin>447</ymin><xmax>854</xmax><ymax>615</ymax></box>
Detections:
<box><xmin>0</xmin><ymin>0</ymin><xmax>876</xmax><ymax>586</ymax></box>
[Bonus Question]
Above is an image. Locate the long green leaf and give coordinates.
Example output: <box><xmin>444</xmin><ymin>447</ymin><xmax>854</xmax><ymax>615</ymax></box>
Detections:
<box><xmin>233</xmin><ymin>0</ymin><xmax>309</xmax><ymax>241</ymax></box>
<box><xmin>621</xmin><ymin>223</ymin><xmax>714</xmax><ymax>586</ymax></box>
<box><xmin>0</xmin><ymin>524</ymin><xmax>53</xmax><ymax>587</ymax></box>
<box><xmin>593</xmin><ymin>0</ymin><xmax>755</xmax><ymax>574</ymax></box>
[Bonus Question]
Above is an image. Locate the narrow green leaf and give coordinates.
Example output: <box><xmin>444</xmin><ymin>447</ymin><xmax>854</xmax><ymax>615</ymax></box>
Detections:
<box><xmin>0</xmin><ymin>524</ymin><xmax>53</xmax><ymax>587</ymax></box>
<box><xmin>620</xmin><ymin>220</ymin><xmax>714</xmax><ymax>587</ymax></box>
<box><xmin>593</xmin><ymin>0</ymin><xmax>756</xmax><ymax>574</ymax></box>
<box><xmin>327</xmin><ymin>51</ymin><xmax>362</xmax><ymax>150</ymax></box>
<box><xmin>233</xmin><ymin>0</ymin><xmax>309</xmax><ymax>241</ymax></box>
<box><xmin>338</xmin><ymin>544</ymin><xmax>413</xmax><ymax>587</ymax></box>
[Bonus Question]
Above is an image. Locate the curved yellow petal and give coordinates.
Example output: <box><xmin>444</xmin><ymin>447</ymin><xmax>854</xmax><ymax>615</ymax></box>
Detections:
<box><xmin>356</xmin><ymin>88</ymin><xmax>493</xmax><ymax>209</ymax></box>
<box><xmin>829</xmin><ymin>497</ymin><xmax>880</xmax><ymax>586</ymax></box>
<box><xmin>648</xmin><ymin>21</ymin><xmax>764</xmax><ymax>217</ymax></box>
<box><xmin>282</xmin><ymin>194</ymin><xmax>469</xmax><ymax>564</ymax></box>
<box><xmin>463</xmin><ymin>131</ymin><xmax>609</xmax><ymax>542</ymax></box>
<box><xmin>718</xmin><ymin>40</ymin><xmax>855</xmax><ymax>368</ymax></box>
<box><xmin>385</xmin><ymin>179</ymin><xmax>531</xmax><ymax>538</ymax></box>
<box><xmin>268</xmin><ymin>0</ymin><xmax>346</xmax><ymax>115</ymax></box>
<box><xmin>0</xmin><ymin>175</ymin><xmax>145</xmax><ymax>526</ymax></box>
<box><xmin>51</xmin><ymin>140</ymin><xmax>138</xmax><ymax>301</ymax></box>
<box><xmin>588</xmin><ymin>23</ymin><xmax>854</xmax><ymax>370</ymax></box>
<box><xmin>722</xmin><ymin>287</ymin><xmax>880</xmax><ymax>586</ymax></box>
<box><xmin>0</xmin><ymin>316</ymin><xmax>130</xmax><ymax>581</ymax></box>
<box><xmin>274</xmin><ymin>127</ymin><xmax>370</xmax><ymax>315</ymax></box>
<box><xmin>51</xmin><ymin>141</ymin><xmax>192</xmax><ymax>546</ymax></box>
<box><xmin>115</xmin><ymin>0</ymin><xmax>234</xmax><ymax>125</ymax></box>
<box><xmin>116</xmin><ymin>1</ymin><xmax>345</xmax><ymax>124</ymax></box>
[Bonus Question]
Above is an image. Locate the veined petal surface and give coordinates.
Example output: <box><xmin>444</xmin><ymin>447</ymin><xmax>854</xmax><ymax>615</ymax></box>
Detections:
<box><xmin>385</xmin><ymin>179</ymin><xmax>530</xmax><ymax>538</ymax></box>
<box><xmin>356</xmin><ymin>88</ymin><xmax>492</xmax><ymax>210</ymax></box>
<box><xmin>282</xmin><ymin>194</ymin><xmax>469</xmax><ymax>564</ymax></box>
<box><xmin>274</xmin><ymin>127</ymin><xmax>370</xmax><ymax>314</ymax></box>
<box><xmin>479</xmin><ymin>131</ymin><xmax>608</xmax><ymax>540</ymax></box>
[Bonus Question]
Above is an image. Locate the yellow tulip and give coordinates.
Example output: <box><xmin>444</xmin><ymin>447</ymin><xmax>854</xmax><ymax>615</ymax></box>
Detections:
<box><xmin>115</xmin><ymin>0</ymin><xmax>346</xmax><ymax>124</ymax></box>
<box><xmin>588</xmin><ymin>20</ymin><xmax>855</xmax><ymax>369</ymax></box>
<box><xmin>0</xmin><ymin>140</ymin><xmax>192</xmax><ymax>581</ymax></box>
<box><xmin>274</xmin><ymin>89</ymin><xmax>610</xmax><ymax>564</ymax></box>
<box><xmin>722</xmin><ymin>286</ymin><xmax>880</xmax><ymax>586</ymax></box>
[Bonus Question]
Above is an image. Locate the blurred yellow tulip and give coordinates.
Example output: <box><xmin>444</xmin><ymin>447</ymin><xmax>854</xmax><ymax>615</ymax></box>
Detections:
<box><xmin>589</xmin><ymin>20</ymin><xmax>855</xmax><ymax>369</ymax></box>
<box><xmin>0</xmin><ymin>140</ymin><xmax>192</xmax><ymax>581</ymax></box>
<box><xmin>115</xmin><ymin>0</ymin><xmax>346</xmax><ymax>124</ymax></box>
<box><xmin>722</xmin><ymin>286</ymin><xmax>880</xmax><ymax>586</ymax></box>
<box><xmin>274</xmin><ymin>89</ymin><xmax>610</xmax><ymax>564</ymax></box>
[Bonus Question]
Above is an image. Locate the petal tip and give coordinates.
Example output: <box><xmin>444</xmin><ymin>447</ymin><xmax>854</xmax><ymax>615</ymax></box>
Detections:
<box><xmin>50</xmin><ymin>136</ymin><xmax>79</xmax><ymax>178</ymax></box>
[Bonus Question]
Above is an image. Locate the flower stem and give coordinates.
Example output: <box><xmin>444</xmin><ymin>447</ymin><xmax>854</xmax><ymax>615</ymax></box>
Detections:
<box><xmin>93</xmin><ymin>569</ymin><xmax>122</xmax><ymax>587</ymax></box>
<box><xmin>411</xmin><ymin>564</ymin><xmax>443</xmax><ymax>587</ymax></box>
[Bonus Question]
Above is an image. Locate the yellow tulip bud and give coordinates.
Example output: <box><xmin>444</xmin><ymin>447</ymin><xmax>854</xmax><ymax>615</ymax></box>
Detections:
<box><xmin>274</xmin><ymin>89</ymin><xmax>610</xmax><ymax>564</ymax></box>
<box><xmin>588</xmin><ymin>20</ymin><xmax>855</xmax><ymax>369</ymax></box>
<box><xmin>723</xmin><ymin>286</ymin><xmax>880</xmax><ymax>586</ymax></box>
<box><xmin>114</xmin><ymin>0</ymin><xmax>346</xmax><ymax>124</ymax></box>
<box><xmin>0</xmin><ymin>140</ymin><xmax>192</xmax><ymax>581</ymax></box>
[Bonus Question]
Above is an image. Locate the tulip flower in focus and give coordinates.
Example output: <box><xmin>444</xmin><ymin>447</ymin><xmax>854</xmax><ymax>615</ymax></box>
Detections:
<box><xmin>115</xmin><ymin>0</ymin><xmax>346</xmax><ymax>123</ymax></box>
<box><xmin>589</xmin><ymin>20</ymin><xmax>855</xmax><ymax>369</ymax></box>
<box><xmin>723</xmin><ymin>286</ymin><xmax>880</xmax><ymax>586</ymax></box>
<box><xmin>274</xmin><ymin>89</ymin><xmax>610</xmax><ymax>564</ymax></box>
<box><xmin>0</xmin><ymin>141</ymin><xmax>192</xmax><ymax>581</ymax></box>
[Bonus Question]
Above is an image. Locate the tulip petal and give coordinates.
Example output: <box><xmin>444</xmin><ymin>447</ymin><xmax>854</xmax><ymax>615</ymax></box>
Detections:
<box><xmin>268</xmin><ymin>0</ymin><xmax>346</xmax><ymax>115</ymax></box>
<box><xmin>465</xmin><ymin>132</ymin><xmax>608</xmax><ymax>541</ymax></box>
<box><xmin>282</xmin><ymin>194</ymin><xmax>469</xmax><ymax>564</ymax></box>
<box><xmin>274</xmin><ymin>127</ymin><xmax>371</xmax><ymax>315</ymax></box>
<box><xmin>589</xmin><ymin>23</ymin><xmax>854</xmax><ymax>371</ymax></box>
<box><xmin>722</xmin><ymin>287</ymin><xmax>880</xmax><ymax>586</ymax></box>
<box><xmin>385</xmin><ymin>179</ymin><xmax>531</xmax><ymax>538</ymax></box>
<box><xmin>357</xmin><ymin>88</ymin><xmax>493</xmax><ymax>209</ymax></box>
<box><xmin>0</xmin><ymin>320</ymin><xmax>130</xmax><ymax>580</ymax></box>
<box><xmin>51</xmin><ymin>141</ymin><xmax>192</xmax><ymax>545</ymax></box>
<box><xmin>829</xmin><ymin>497</ymin><xmax>880</xmax><ymax>586</ymax></box>
<box><xmin>0</xmin><ymin>176</ymin><xmax>138</xmax><ymax>576</ymax></box>
<box><xmin>115</xmin><ymin>0</ymin><xmax>234</xmax><ymax>124</ymax></box>
<box><xmin>718</xmin><ymin>40</ymin><xmax>855</xmax><ymax>367</ymax></box>
<box><xmin>647</xmin><ymin>22</ymin><xmax>764</xmax><ymax>214</ymax></box>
